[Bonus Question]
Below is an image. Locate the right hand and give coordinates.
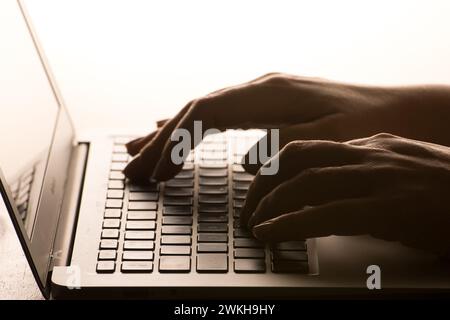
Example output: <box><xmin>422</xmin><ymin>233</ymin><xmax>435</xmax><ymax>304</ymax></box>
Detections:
<box><xmin>123</xmin><ymin>73</ymin><xmax>413</xmax><ymax>182</ymax></box>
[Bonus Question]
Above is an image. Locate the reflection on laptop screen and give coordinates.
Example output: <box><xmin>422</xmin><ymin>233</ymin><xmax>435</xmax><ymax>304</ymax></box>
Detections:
<box><xmin>0</xmin><ymin>0</ymin><xmax>58</xmax><ymax>238</ymax></box>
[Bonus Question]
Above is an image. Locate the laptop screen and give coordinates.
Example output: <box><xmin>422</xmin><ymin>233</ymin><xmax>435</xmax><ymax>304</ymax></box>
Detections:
<box><xmin>0</xmin><ymin>0</ymin><xmax>58</xmax><ymax>239</ymax></box>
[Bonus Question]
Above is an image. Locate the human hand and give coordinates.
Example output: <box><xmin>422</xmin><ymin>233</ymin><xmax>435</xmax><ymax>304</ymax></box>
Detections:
<box><xmin>240</xmin><ymin>133</ymin><xmax>450</xmax><ymax>256</ymax></box>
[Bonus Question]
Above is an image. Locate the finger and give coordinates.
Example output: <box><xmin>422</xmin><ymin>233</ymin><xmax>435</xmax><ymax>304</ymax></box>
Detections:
<box><xmin>240</xmin><ymin>140</ymin><xmax>367</xmax><ymax>226</ymax></box>
<box><xmin>242</xmin><ymin>114</ymin><xmax>344</xmax><ymax>174</ymax></box>
<box><xmin>252</xmin><ymin>197</ymin><xmax>386</xmax><ymax>242</ymax></box>
<box><xmin>247</xmin><ymin>165</ymin><xmax>380</xmax><ymax>227</ymax></box>
<box><xmin>126</xmin><ymin>131</ymin><xmax>158</xmax><ymax>156</ymax></box>
<box><xmin>123</xmin><ymin>102</ymin><xmax>193</xmax><ymax>181</ymax></box>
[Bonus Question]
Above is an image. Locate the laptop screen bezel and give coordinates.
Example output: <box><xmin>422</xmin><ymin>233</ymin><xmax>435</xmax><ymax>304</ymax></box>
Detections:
<box><xmin>0</xmin><ymin>0</ymin><xmax>76</xmax><ymax>298</ymax></box>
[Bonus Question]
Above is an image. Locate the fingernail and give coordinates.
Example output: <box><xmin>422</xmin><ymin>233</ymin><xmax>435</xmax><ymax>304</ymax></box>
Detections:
<box><xmin>252</xmin><ymin>222</ymin><xmax>272</xmax><ymax>239</ymax></box>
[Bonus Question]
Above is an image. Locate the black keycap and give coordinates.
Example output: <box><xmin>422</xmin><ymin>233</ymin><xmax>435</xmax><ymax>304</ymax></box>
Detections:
<box><xmin>271</xmin><ymin>261</ymin><xmax>309</xmax><ymax>273</ymax></box>
<box><xmin>233</xmin><ymin>228</ymin><xmax>251</xmax><ymax>238</ymax></box>
<box><xmin>105</xmin><ymin>199</ymin><xmax>123</xmax><ymax>209</ymax></box>
<box><xmin>109</xmin><ymin>171</ymin><xmax>125</xmax><ymax>180</ymax></box>
<box><xmin>233</xmin><ymin>199</ymin><xmax>245</xmax><ymax>208</ymax></box>
<box><xmin>272</xmin><ymin>251</ymin><xmax>308</xmax><ymax>261</ymax></box>
<box><xmin>164</xmin><ymin>187</ymin><xmax>194</xmax><ymax>197</ymax></box>
<box><xmin>128</xmin><ymin>201</ymin><xmax>157</xmax><ymax>211</ymax></box>
<box><xmin>274</xmin><ymin>241</ymin><xmax>307</xmax><ymax>251</ymax></box>
<box><xmin>108</xmin><ymin>180</ymin><xmax>125</xmax><ymax>189</ymax></box>
<box><xmin>101</xmin><ymin>229</ymin><xmax>120</xmax><ymax>239</ymax></box>
<box><xmin>165</xmin><ymin>179</ymin><xmax>194</xmax><ymax>188</ymax></box>
<box><xmin>161</xmin><ymin>236</ymin><xmax>191</xmax><ymax>245</ymax></box>
<box><xmin>163</xmin><ymin>206</ymin><xmax>193</xmax><ymax>216</ymax></box>
<box><xmin>125</xmin><ymin>231</ymin><xmax>155</xmax><ymax>240</ymax></box>
<box><xmin>163</xmin><ymin>196</ymin><xmax>193</xmax><ymax>206</ymax></box>
<box><xmin>127</xmin><ymin>211</ymin><xmax>157</xmax><ymax>220</ymax></box>
<box><xmin>233</xmin><ymin>189</ymin><xmax>247</xmax><ymax>200</ymax></box>
<box><xmin>233</xmin><ymin>172</ymin><xmax>254</xmax><ymax>182</ymax></box>
<box><xmin>104</xmin><ymin>209</ymin><xmax>121</xmax><ymax>219</ymax></box>
<box><xmin>198</xmin><ymin>195</ymin><xmax>228</xmax><ymax>204</ymax></box>
<box><xmin>197</xmin><ymin>243</ymin><xmax>228</xmax><ymax>253</ymax></box>
<box><xmin>199</xmin><ymin>186</ymin><xmax>228</xmax><ymax>195</ymax></box>
<box><xmin>196</xmin><ymin>254</ymin><xmax>228</xmax><ymax>273</ymax></box>
<box><xmin>98</xmin><ymin>250</ymin><xmax>117</xmax><ymax>260</ymax></box>
<box><xmin>160</xmin><ymin>246</ymin><xmax>191</xmax><ymax>255</ymax></box>
<box><xmin>233</xmin><ymin>239</ymin><xmax>264</xmax><ymax>248</ymax></box>
<box><xmin>198</xmin><ymin>204</ymin><xmax>228</xmax><ymax>213</ymax></box>
<box><xmin>174</xmin><ymin>171</ymin><xmax>195</xmax><ymax>179</ymax></box>
<box><xmin>234</xmin><ymin>248</ymin><xmax>265</xmax><ymax>259</ymax></box>
<box><xmin>103</xmin><ymin>219</ymin><xmax>121</xmax><ymax>229</ymax></box>
<box><xmin>233</xmin><ymin>182</ymin><xmax>251</xmax><ymax>191</ymax></box>
<box><xmin>199</xmin><ymin>177</ymin><xmax>228</xmax><ymax>186</ymax></box>
<box><xmin>234</xmin><ymin>259</ymin><xmax>266</xmax><ymax>273</ymax></box>
<box><xmin>123</xmin><ymin>241</ymin><xmax>155</xmax><ymax>250</ymax></box>
<box><xmin>121</xmin><ymin>261</ymin><xmax>153</xmax><ymax>273</ymax></box>
<box><xmin>122</xmin><ymin>251</ymin><xmax>154</xmax><ymax>261</ymax></box>
<box><xmin>107</xmin><ymin>190</ymin><xmax>124</xmax><ymax>199</ymax></box>
<box><xmin>161</xmin><ymin>226</ymin><xmax>192</xmax><ymax>235</ymax></box>
<box><xmin>159</xmin><ymin>256</ymin><xmax>191</xmax><ymax>272</ymax></box>
<box><xmin>100</xmin><ymin>240</ymin><xmax>118</xmax><ymax>250</ymax></box>
<box><xmin>128</xmin><ymin>183</ymin><xmax>159</xmax><ymax>192</ymax></box>
<box><xmin>198</xmin><ymin>223</ymin><xmax>228</xmax><ymax>233</ymax></box>
<box><xmin>126</xmin><ymin>221</ymin><xmax>156</xmax><ymax>230</ymax></box>
<box><xmin>129</xmin><ymin>192</ymin><xmax>159</xmax><ymax>201</ymax></box>
<box><xmin>199</xmin><ymin>169</ymin><xmax>228</xmax><ymax>177</ymax></box>
<box><xmin>197</xmin><ymin>233</ymin><xmax>228</xmax><ymax>243</ymax></box>
<box><xmin>198</xmin><ymin>214</ymin><xmax>228</xmax><ymax>223</ymax></box>
<box><xmin>162</xmin><ymin>216</ymin><xmax>193</xmax><ymax>225</ymax></box>
<box><xmin>96</xmin><ymin>261</ymin><xmax>116</xmax><ymax>273</ymax></box>
<box><xmin>233</xmin><ymin>208</ymin><xmax>241</xmax><ymax>219</ymax></box>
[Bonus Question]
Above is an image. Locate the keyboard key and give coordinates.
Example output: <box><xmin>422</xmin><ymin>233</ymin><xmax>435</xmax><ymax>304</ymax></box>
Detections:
<box><xmin>234</xmin><ymin>248</ymin><xmax>265</xmax><ymax>259</ymax></box>
<box><xmin>163</xmin><ymin>206</ymin><xmax>193</xmax><ymax>216</ymax></box>
<box><xmin>128</xmin><ymin>183</ymin><xmax>159</xmax><ymax>192</ymax></box>
<box><xmin>96</xmin><ymin>261</ymin><xmax>116</xmax><ymax>273</ymax></box>
<box><xmin>234</xmin><ymin>259</ymin><xmax>266</xmax><ymax>273</ymax></box>
<box><xmin>121</xmin><ymin>261</ymin><xmax>153</xmax><ymax>273</ymax></box>
<box><xmin>272</xmin><ymin>251</ymin><xmax>308</xmax><ymax>261</ymax></box>
<box><xmin>159</xmin><ymin>256</ymin><xmax>191</xmax><ymax>272</ymax></box>
<box><xmin>198</xmin><ymin>214</ymin><xmax>228</xmax><ymax>223</ymax></box>
<box><xmin>161</xmin><ymin>235</ymin><xmax>192</xmax><ymax>245</ymax></box>
<box><xmin>182</xmin><ymin>163</ymin><xmax>194</xmax><ymax>170</ymax></box>
<box><xmin>198</xmin><ymin>223</ymin><xmax>228</xmax><ymax>233</ymax></box>
<box><xmin>196</xmin><ymin>254</ymin><xmax>228</xmax><ymax>273</ymax></box>
<box><xmin>105</xmin><ymin>199</ymin><xmax>123</xmax><ymax>209</ymax></box>
<box><xmin>274</xmin><ymin>241</ymin><xmax>307</xmax><ymax>251</ymax></box>
<box><xmin>233</xmin><ymin>182</ymin><xmax>251</xmax><ymax>191</ymax></box>
<box><xmin>110</xmin><ymin>171</ymin><xmax>125</xmax><ymax>180</ymax></box>
<box><xmin>107</xmin><ymin>190</ymin><xmax>124</xmax><ymax>199</ymax></box>
<box><xmin>161</xmin><ymin>226</ymin><xmax>192</xmax><ymax>235</ymax></box>
<box><xmin>128</xmin><ymin>201</ymin><xmax>157</xmax><ymax>211</ymax></box>
<box><xmin>201</xmin><ymin>152</ymin><xmax>227</xmax><ymax>161</ymax></box>
<box><xmin>233</xmin><ymin>228</ymin><xmax>251</xmax><ymax>238</ymax></box>
<box><xmin>104</xmin><ymin>209</ymin><xmax>121</xmax><ymax>218</ymax></box>
<box><xmin>233</xmin><ymin>172</ymin><xmax>254</xmax><ymax>182</ymax></box>
<box><xmin>232</xmin><ymin>164</ymin><xmax>245</xmax><ymax>173</ymax></box>
<box><xmin>101</xmin><ymin>229</ymin><xmax>120</xmax><ymax>239</ymax></box>
<box><xmin>160</xmin><ymin>246</ymin><xmax>191</xmax><ymax>255</ymax></box>
<box><xmin>162</xmin><ymin>216</ymin><xmax>193</xmax><ymax>225</ymax></box>
<box><xmin>234</xmin><ymin>238</ymin><xmax>264</xmax><ymax>248</ymax></box>
<box><xmin>127</xmin><ymin>211</ymin><xmax>157</xmax><ymax>220</ymax></box>
<box><xmin>198</xmin><ymin>195</ymin><xmax>228</xmax><ymax>204</ymax></box>
<box><xmin>126</xmin><ymin>221</ymin><xmax>156</xmax><ymax>230</ymax></box>
<box><xmin>199</xmin><ymin>177</ymin><xmax>227</xmax><ymax>186</ymax></box>
<box><xmin>199</xmin><ymin>186</ymin><xmax>228</xmax><ymax>195</ymax></box>
<box><xmin>197</xmin><ymin>233</ymin><xmax>228</xmax><ymax>243</ymax></box>
<box><xmin>199</xmin><ymin>169</ymin><xmax>228</xmax><ymax>177</ymax></box>
<box><xmin>108</xmin><ymin>180</ymin><xmax>125</xmax><ymax>189</ymax></box>
<box><xmin>199</xmin><ymin>163</ymin><xmax>227</xmax><ymax>169</ymax></box>
<box><xmin>103</xmin><ymin>219</ymin><xmax>121</xmax><ymax>229</ymax></box>
<box><xmin>233</xmin><ymin>199</ymin><xmax>245</xmax><ymax>208</ymax></box>
<box><xmin>98</xmin><ymin>250</ymin><xmax>117</xmax><ymax>260</ymax></box>
<box><xmin>114</xmin><ymin>136</ymin><xmax>131</xmax><ymax>144</ymax></box>
<box><xmin>125</xmin><ymin>231</ymin><xmax>155</xmax><ymax>240</ymax></box>
<box><xmin>163</xmin><ymin>196</ymin><xmax>193</xmax><ymax>206</ymax></box>
<box><xmin>123</xmin><ymin>241</ymin><xmax>155</xmax><ymax>250</ymax></box>
<box><xmin>112</xmin><ymin>153</ymin><xmax>129</xmax><ymax>162</ymax></box>
<box><xmin>113</xmin><ymin>144</ymin><xmax>127</xmax><ymax>153</ymax></box>
<box><xmin>197</xmin><ymin>243</ymin><xmax>228</xmax><ymax>253</ymax></box>
<box><xmin>129</xmin><ymin>192</ymin><xmax>158</xmax><ymax>201</ymax></box>
<box><xmin>233</xmin><ymin>190</ymin><xmax>247</xmax><ymax>200</ymax></box>
<box><xmin>100</xmin><ymin>240</ymin><xmax>118</xmax><ymax>250</ymax></box>
<box><xmin>174</xmin><ymin>171</ymin><xmax>195</xmax><ymax>179</ymax></box>
<box><xmin>271</xmin><ymin>261</ymin><xmax>309</xmax><ymax>273</ymax></box>
<box><xmin>198</xmin><ymin>204</ymin><xmax>228</xmax><ymax>213</ymax></box>
<box><xmin>164</xmin><ymin>187</ymin><xmax>193</xmax><ymax>197</ymax></box>
<box><xmin>111</xmin><ymin>162</ymin><xmax>127</xmax><ymax>171</ymax></box>
<box><xmin>165</xmin><ymin>179</ymin><xmax>194</xmax><ymax>188</ymax></box>
<box><xmin>122</xmin><ymin>251</ymin><xmax>154</xmax><ymax>261</ymax></box>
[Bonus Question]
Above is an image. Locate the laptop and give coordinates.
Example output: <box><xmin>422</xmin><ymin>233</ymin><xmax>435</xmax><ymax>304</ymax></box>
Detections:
<box><xmin>1</xmin><ymin>0</ymin><xmax>450</xmax><ymax>299</ymax></box>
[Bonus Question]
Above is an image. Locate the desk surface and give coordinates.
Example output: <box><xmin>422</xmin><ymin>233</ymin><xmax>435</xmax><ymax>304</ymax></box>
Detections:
<box><xmin>1</xmin><ymin>0</ymin><xmax>450</xmax><ymax>299</ymax></box>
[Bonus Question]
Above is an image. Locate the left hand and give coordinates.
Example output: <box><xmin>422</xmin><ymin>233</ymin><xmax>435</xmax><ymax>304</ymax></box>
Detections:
<box><xmin>242</xmin><ymin>133</ymin><xmax>450</xmax><ymax>256</ymax></box>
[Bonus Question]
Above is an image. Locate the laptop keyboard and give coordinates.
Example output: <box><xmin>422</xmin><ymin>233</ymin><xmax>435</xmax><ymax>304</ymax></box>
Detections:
<box><xmin>96</xmin><ymin>132</ymin><xmax>309</xmax><ymax>274</ymax></box>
